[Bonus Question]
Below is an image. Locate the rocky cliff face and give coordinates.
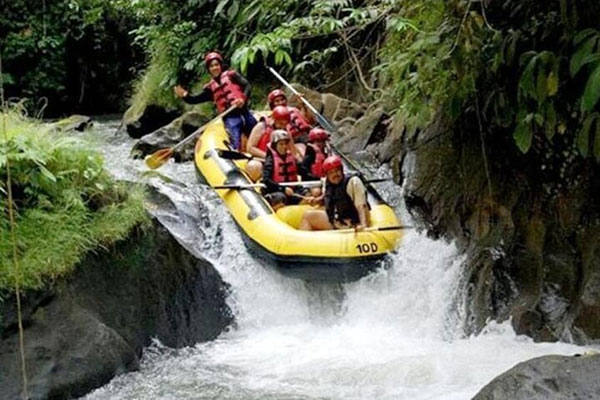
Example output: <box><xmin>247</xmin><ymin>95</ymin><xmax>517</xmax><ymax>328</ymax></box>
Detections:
<box><xmin>0</xmin><ymin>220</ymin><xmax>232</xmax><ymax>400</ymax></box>
<box><xmin>391</xmin><ymin>110</ymin><xmax>600</xmax><ymax>344</ymax></box>
<box><xmin>293</xmin><ymin>82</ymin><xmax>600</xmax><ymax>345</ymax></box>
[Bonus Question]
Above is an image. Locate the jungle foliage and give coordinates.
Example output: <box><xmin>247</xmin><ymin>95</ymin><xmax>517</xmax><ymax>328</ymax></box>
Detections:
<box><xmin>0</xmin><ymin>107</ymin><xmax>149</xmax><ymax>291</ymax></box>
<box><xmin>2</xmin><ymin>0</ymin><xmax>600</xmax><ymax>161</ymax></box>
<box><xmin>127</xmin><ymin>0</ymin><xmax>600</xmax><ymax>164</ymax></box>
<box><xmin>0</xmin><ymin>0</ymin><xmax>141</xmax><ymax>116</ymax></box>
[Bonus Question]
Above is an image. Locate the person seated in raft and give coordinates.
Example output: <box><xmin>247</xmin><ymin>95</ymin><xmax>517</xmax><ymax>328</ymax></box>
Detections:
<box><xmin>245</xmin><ymin>105</ymin><xmax>295</xmax><ymax>181</ymax></box>
<box><xmin>173</xmin><ymin>51</ymin><xmax>257</xmax><ymax>151</ymax></box>
<box><xmin>301</xmin><ymin>127</ymin><xmax>331</xmax><ymax>181</ymax></box>
<box><xmin>298</xmin><ymin>155</ymin><xmax>370</xmax><ymax>231</ymax></box>
<box><xmin>300</xmin><ymin>127</ymin><xmax>331</xmax><ymax>202</ymax></box>
<box><xmin>267</xmin><ymin>89</ymin><xmax>314</xmax><ymax>157</ymax></box>
<box><xmin>262</xmin><ymin>130</ymin><xmax>316</xmax><ymax>207</ymax></box>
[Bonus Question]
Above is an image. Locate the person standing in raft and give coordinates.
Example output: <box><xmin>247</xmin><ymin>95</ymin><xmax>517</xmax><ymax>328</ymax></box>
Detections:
<box><xmin>267</xmin><ymin>89</ymin><xmax>314</xmax><ymax>156</ymax></box>
<box><xmin>262</xmin><ymin>130</ymin><xmax>315</xmax><ymax>207</ymax></box>
<box><xmin>245</xmin><ymin>105</ymin><xmax>295</xmax><ymax>181</ymax></box>
<box><xmin>299</xmin><ymin>155</ymin><xmax>370</xmax><ymax>231</ymax></box>
<box><xmin>173</xmin><ymin>51</ymin><xmax>257</xmax><ymax>151</ymax></box>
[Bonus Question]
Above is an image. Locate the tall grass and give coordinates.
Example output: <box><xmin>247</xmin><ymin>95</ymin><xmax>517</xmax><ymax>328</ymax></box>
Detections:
<box><xmin>1</xmin><ymin>107</ymin><xmax>149</xmax><ymax>292</ymax></box>
<box><xmin>124</xmin><ymin>61</ymin><xmax>179</xmax><ymax>123</ymax></box>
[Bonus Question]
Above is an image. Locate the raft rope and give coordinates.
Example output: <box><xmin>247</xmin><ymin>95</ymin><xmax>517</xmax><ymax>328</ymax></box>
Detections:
<box><xmin>1</xmin><ymin>44</ymin><xmax>30</xmax><ymax>400</ymax></box>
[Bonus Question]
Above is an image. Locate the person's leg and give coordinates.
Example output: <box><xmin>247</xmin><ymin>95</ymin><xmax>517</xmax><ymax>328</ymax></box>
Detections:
<box><xmin>245</xmin><ymin>160</ymin><xmax>263</xmax><ymax>182</ymax></box>
<box><xmin>224</xmin><ymin>115</ymin><xmax>243</xmax><ymax>150</ymax></box>
<box><xmin>298</xmin><ymin>210</ymin><xmax>333</xmax><ymax>231</ymax></box>
<box><xmin>241</xmin><ymin>109</ymin><xmax>258</xmax><ymax>136</ymax></box>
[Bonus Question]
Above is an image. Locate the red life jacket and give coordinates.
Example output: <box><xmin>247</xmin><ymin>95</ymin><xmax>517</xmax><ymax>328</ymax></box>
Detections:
<box><xmin>205</xmin><ymin>70</ymin><xmax>246</xmax><ymax>113</ymax></box>
<box><xmin>257</xmin><ymin>117</ymin><xmax>274</xmax><ymax>152</ymax></box>
<box><xmin>287</xmin><ymin>107</ymin><xmax>311</xmax><ymax>139</ymax></box>
<box><xmin>268</xmin><ymin>144</ymin><xmax>298</xmax><ymax>183</ymax></box>
<box><xmin>308</xmin><ymin>143</ymin><xmax>326</xmax><ymax>178</ymax></box>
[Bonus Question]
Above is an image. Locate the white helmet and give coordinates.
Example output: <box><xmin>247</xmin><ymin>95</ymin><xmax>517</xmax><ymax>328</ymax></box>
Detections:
<box><xmin>271</xmin><ymin>129</ymin><xmax>290</xmax><ymax>145</ymax></box>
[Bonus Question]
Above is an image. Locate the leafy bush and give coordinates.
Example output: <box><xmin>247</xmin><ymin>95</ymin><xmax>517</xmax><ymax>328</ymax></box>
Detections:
<box><xmin>0</xmin><ymin>107</ymin><xmax>149</xmax><ymax>291</ymax></box>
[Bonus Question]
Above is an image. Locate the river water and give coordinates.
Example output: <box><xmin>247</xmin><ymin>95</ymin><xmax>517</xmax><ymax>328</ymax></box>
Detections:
<box><xmin>81</xmin><ymin>121</ymin><xmax>594</xmax><ymax>400</ymax></box>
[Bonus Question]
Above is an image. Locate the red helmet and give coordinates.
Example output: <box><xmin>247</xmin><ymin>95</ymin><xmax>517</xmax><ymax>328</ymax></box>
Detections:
<box><xmin>268</xmin><ymin>89</ymin><xmax>287</xmax><ymax>108</ymax></box>
<box><xmin>204</xmin><ymin>51</ymin><xmax>223</xmax><ymax>67</ymax></box>
<box><xmin>308</xmin><ymin>128</ymin><xmax>329</xmax><ymax>142</ymax></box>
<box><xmin>322</xmin><ymin>155</ymin><xmax>343</xmax><ymax>174</ymax></box>
<box><xmin>271</xmin><ymin>106</ymin><xmax>291</xmax><ymax>122</ymax></box>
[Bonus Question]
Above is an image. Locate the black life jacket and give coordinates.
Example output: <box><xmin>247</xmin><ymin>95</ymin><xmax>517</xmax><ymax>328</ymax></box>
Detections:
<box><xmin>325</xmin><ymin>175</ymin><xmax>366</xmax><ymax>225</ymax></box>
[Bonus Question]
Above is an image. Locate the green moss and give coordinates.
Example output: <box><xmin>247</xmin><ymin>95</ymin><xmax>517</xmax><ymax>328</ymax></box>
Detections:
<box><xmin>1</xmin><ymin>109</ymin><xmax>149</xmax><ymax>292</ymax></box>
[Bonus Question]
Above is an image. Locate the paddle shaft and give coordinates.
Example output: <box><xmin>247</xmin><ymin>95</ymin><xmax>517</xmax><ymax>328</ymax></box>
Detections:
<box><xmin>268</xmin><ymin>67</ymin><xmax>364</xmax><ymax>173</ymax></box>
<box><xmin>332</xmin><ymin>225</ymin><xmax>413</xmax><ymax>234</ymax></box>
<box><xmin>173</xmin><ymin>105</ymin><xmax>237</xmax><ymax>151</ymax></box>
<box><xmin>213</xmin><ymin>177</ymin><xmax>390</xmax><ymax>190</ymax></box>
<box><xmin>268</xmin><ymin>67</ymin><xmax>335</xmax><ymax>132</ymax></box>
<box><xmin>217</xmin><ymin>149</ymin><xmax>264</xmax><ymax>162</ymax></box>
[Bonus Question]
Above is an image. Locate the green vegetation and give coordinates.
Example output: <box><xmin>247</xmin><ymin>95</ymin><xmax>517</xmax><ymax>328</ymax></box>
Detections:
<box><xmin>3</xmin><ymin>1</ymin><xmax>600</xmax><ymax>162</ymax></box>
<box><xmin>0</xmin><ymin>107</ymin><xmax>149</xmax><ymax>291</ymax></box>
<box><xmin>0</xmin><ymin>0</ymin><xmax>141</xmax><ymax>116</ymax></box>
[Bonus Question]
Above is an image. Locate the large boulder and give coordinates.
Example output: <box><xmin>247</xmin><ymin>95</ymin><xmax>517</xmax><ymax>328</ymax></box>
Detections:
<box><xmin>131</xmin><ymin>111</ymin><xmax>209</xmax><ymax>161</ymax></box>
<box><xmin>123</xmin><ymin>104</ymin><xmax>180</xmax><ymax>139</ymax></box>
<box><xmin>335</xmin><ymin>108</ymin><xmax>387</xmax><ymax>154</ymax></box>
<box><xmin>472</xmin><ymin>353</ymin><xmax>600</xmax><ymax>400</ymax></box>
<box><xmin>0</xmin><ymin>219</ymin><xmax>232</xmax><ymax>400</ymax></box>
<box><xmin>285</xmin><ymin>84</ymin><xmax>365</xmax><ymax>124</ymax></box>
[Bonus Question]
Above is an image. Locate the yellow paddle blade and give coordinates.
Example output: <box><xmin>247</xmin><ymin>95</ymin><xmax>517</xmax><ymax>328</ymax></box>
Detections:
<box><xmin>145</xmin><ymin>148</ymin><xmax>174</xmax><ymax>169</ymax></box>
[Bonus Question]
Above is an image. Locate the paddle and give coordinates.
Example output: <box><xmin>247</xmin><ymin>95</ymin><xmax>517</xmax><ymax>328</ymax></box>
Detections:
<box><xmin>268</xmin><ymin>67</ymin><xmax>335</xmax><ymax>132</ymax></box>
<box><xmin>268</xmin><ymin>67</ymin><xmax>364</xmax><ymax>173</ymax></box>
<box><xmin>332</xmin><ymin>225</ymin><xmax>414</xmax><ymax>234</ymax></box>
<box><xmin>213</xmin><ymin>177</ymin><xmax>391</xmax><ymax>190</ymax></box>
<box><xmin>212</xmin><ymin>182</ymin><xmax>312</xmax><ymax>190</ymax></box>
<box><xmin>217</xmin><ymin>149</ymin><xmax>264</xmax><ymax>162</ymax></box>
<box><xmin>145</xmin><ymin>105</ymin><xmax>237</xmax><ymax>169</ymax></box>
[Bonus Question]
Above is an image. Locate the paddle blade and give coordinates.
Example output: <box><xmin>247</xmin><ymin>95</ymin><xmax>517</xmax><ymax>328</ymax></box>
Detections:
<box><xmin>145</xmin><ymin>148</ymin><xmax>174</xmax><ymax>169</ymax></box>
<box><xmin>217</xmin><ymin>149</ymin><xmax>253</xmax><ymax>160</ymax></box>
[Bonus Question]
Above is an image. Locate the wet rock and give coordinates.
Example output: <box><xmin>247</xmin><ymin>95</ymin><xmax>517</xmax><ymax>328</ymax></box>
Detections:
<box><xmin>394</xmin><ymin>107</ymin><xmax>600</xmax><ymax>343</ymax></box>
<box><xmin>321</xmin><ymin>93</ymin><xmax>364</xmax><ymax>122</ymax></box>
<box><xmin>335</xmin><ymin>108</ymin><xmax>386</xmax><ymax>154</ymax></box>
<box><xmin>287</xmin><ymin>84</ymin><xmax>324</xmax><ymax>114</ymax></box>
<box><xmin>472</xmin><ymin>353</ymin><xmax>600</xmax><ymax>400</ymax></box>
<box><xmin>50</xmin><ymin>115</ymin><xmax>93</xmax><ymax>132</ymax></box>
<box><xmin>285</xmin><ymin>84</ymin><xmax>365</xmax><ymax>124</ymax></box>
<box><xmin>131</xmin><ymin>111</ymin><xmax>209</xmax><ymax>161</ymax></box>
<box><xmin>123</xmin><ymin>104</ymin><xmax>180</xmax><ymax>139</ymax></box>
<box><xmin>0</xmin><ymin>219</ymin><xmax>232</xmax><ymax>400</ymax></box>
<box><xmin>369</xmin><ymin>116</ymin><xmax>405</xmax><ymax>164</ymax></box>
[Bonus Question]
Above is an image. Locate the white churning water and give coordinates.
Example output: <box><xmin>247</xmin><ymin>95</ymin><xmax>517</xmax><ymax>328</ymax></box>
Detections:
<box><xmin>83</xmin><ymin>122</ymin><xmax>594</xmax><ymax>400</ymax></box>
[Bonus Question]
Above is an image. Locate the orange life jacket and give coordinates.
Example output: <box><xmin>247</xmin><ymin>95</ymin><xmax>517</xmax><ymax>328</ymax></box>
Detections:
<box><xmin>205</xmin><ymin>70</ymin><xmax>246</xmax><ymax>113</ymax></box>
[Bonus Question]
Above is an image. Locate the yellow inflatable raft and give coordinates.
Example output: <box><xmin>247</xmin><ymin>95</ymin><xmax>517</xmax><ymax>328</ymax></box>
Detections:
<box><xmin>194</xmin><ymin>114</ymin><xmax>403</xmax><ymax>282</ymax></box>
